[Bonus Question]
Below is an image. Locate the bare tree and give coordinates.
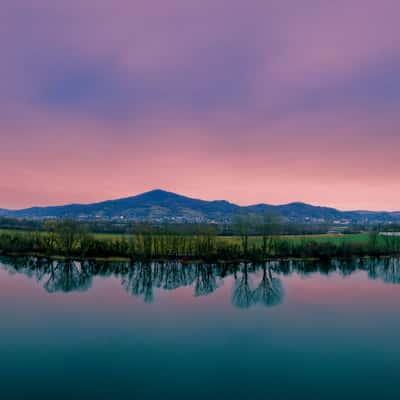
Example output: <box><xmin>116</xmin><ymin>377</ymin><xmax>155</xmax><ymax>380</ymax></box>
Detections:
<box><xmin>260</xmin><ymin>212</ymin><xmax>281</xmax><ymax>257</ymax></box>
<box><xmin>46</xmin><ymin>220</ymin><xmax>91</xmax><ymax>256</ymax></box>
<box><xmin>233</xmin><ymin>213</ymin><xmax>253</xmax><ymax>256</ymax></box>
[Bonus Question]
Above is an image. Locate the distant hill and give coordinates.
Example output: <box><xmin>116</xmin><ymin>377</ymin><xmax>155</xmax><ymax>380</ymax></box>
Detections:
<box><xmin>2</xmin><ymin>190</ymin><xmax>240</xmax><ymax>222</ymax></box>
<box><xmin>1</xmin><ymin>189</ymin><xmax>400</xmax><ymax>224</ymax></box>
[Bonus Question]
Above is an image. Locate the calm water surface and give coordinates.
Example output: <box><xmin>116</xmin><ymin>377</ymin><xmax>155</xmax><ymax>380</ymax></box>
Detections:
<box><xmin>0</xmin><ymin>257</ymin><xmax>400</xmax><ymax>399</ymax></box>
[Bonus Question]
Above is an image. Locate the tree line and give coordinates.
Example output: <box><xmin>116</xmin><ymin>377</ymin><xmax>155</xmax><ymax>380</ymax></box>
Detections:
<box><xmin>3</xmin><ymin>215</ymin><xmax>391</xmax><ymax>236</ymax></box>
<box><xmin>1</xmin><ymin>218</ymin><xmax>400</xmax><ymax>260</ymax></box>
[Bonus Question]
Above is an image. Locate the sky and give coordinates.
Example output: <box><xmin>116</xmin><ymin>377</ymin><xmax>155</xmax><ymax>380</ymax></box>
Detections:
<box><xmin>1</xmin><ymin>0</ymin><xmax>400</xmax><ymax>211</ymax></box>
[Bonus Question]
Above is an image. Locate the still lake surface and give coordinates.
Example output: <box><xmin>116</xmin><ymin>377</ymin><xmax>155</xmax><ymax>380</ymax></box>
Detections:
<box><xmin>0</xmin><ymin>256</ymin><xmax>400</xmax><ymax>399</ymax></box>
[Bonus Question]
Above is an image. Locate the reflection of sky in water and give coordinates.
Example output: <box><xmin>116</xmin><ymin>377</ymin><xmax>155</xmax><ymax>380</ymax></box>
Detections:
<box><xmin>0</xmin><ymin>258</ymin><xmax>400</xmax><ymax>399</ymax></box>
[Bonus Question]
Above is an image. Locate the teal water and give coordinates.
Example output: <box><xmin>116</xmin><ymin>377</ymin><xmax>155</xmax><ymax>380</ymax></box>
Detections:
<box><xmin>0</xmin><ymin>257</ymin><xmax>399</xmax><ymax>399</ymax></box>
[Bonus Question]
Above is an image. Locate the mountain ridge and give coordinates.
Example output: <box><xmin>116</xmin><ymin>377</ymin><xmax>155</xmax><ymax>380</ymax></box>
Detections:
<box><xmin>1</xmin><ymin>189</ymin><xmax>399</xmax><ymax>224</ymax></box>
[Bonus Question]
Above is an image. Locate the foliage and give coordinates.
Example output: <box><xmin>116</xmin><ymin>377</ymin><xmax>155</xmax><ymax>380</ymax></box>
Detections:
<box><xmin>1</xmin><ymin>219</ymin><xmax>400</xmax><ymax>260</ymax></box>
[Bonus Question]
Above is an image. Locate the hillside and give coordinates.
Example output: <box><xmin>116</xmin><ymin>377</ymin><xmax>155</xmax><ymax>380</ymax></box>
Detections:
<box><xmin>1</xmin><ymin>189</ymin><xmax>399</xmax><ymax>224</ymax></box>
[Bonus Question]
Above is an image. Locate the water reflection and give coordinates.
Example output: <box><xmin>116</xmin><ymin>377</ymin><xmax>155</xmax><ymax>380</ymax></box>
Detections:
<box><xmin>367</xmin><ymin>257</ymin><xmax>400</xmax><ymax>284</ymax></box>
<box><xmin>45</xmin><ymin>260</ymin><xmax>93</xmax><ymax>293</ymax></box>
<box><xmin>2</xmin><ymin>257</ymin><xmax>400</xmax><ymax>309</ymax></box>
<box><xmin>253</xmin><ymin>264</ymin><xmax>284</xmax><ymax>307</ymax></box>
<box><xmin>232</xmin><ymin>264</ymin><xmax>253</xmax><ymax>309</ymax></box>
<box><xmin>231</xmin><ymin>263</ymin><xmax>284</xmax><ymax>309</ymax></box>
<box><xmin>122</xmin><ymin>262</ymin><xmax>155</xmax><ymax>303</ymax></box>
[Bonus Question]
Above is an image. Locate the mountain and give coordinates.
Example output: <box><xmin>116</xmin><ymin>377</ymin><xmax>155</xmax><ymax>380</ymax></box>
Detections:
<box><xmin>1</xmin><ymin>189</ymin><xmax>400</xmax><ymax>224</ymax></box>
<box><xmin>3</xmin><ymin>190</ymin><xmax>240</xmax><ymax>222</ymax></box>
<box><xmin>247</xmin><ymin>202</ymin><xmax>341</xmax><ymax>219</ymax></box>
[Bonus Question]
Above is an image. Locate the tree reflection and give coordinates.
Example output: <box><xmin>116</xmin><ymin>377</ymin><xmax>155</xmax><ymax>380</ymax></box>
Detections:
<box><xmin>122</xmin><ymin>262</ymin><xmax>154</xmax><ymax>303</ymax></box>
<box><xmin>367</xmin><ymin>257</ymin><xmax>400</xmax><ymax>284</ymax></box>
<box><xmin>3</xmin><ymin>255</ymin><xmax>400</xmax><ymax>308</ymax></box>
<box><xmin>44</xmin><ymin>259</ymin><xmax>93</xmax><ymax>293</ymax></box>
<box><xmin>163</xmin><ymin>262</ymin><xmax>196</xmax><ymax>290</ymax></box>
<box><xmin>194</xmin><ymin>264</ymin><xmax>219</xmax><ymax>297</ymax></box>
<box><xmin>252</xmin><ymin>264</ymin><xmax>284</xmax><ymax>307</ymax></box>
<box><xmin>232</xmin><ymin>263</ymin><xmax>254</xmax><ymax>309</ymax></box>
<box><xmin>231</xmin><ymin>262</ymin><xmax>284</xmax><ymax>309</ymax></box>
<box><xmin>121</xmin><ymin>262</ymin><xmax>220</xmax><ymax>302</ymax></box>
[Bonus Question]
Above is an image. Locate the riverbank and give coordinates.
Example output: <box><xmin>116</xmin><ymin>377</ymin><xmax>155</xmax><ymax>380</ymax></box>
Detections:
<box><xmin>0</xmin><ymin>228</ymin><xmax>398</xmax><ymax>261</ymax></box>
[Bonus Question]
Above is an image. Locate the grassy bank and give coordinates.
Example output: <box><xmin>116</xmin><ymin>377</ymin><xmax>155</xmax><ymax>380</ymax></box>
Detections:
<box><xmin>0</xmin><ymin>228</ymin><xmax>369</xmax><ymax>243</ymax></box>
<box><xmin>0</xmin><ymin>223</ymin><xmax>398</xmax><ymax>261</ymax></box>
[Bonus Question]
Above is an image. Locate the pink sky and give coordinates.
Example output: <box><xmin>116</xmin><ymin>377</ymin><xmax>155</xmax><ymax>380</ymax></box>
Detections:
<box><xmin>1</xmin><ymin>1</ymin><xmax>400</xmax><ymax>210</ymax></box>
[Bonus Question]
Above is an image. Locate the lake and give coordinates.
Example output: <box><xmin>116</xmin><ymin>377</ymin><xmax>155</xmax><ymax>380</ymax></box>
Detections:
<box><xmin>0</xmin><ymin>257</ymin><xmax>399</xmax><ymax>399</ymax></box>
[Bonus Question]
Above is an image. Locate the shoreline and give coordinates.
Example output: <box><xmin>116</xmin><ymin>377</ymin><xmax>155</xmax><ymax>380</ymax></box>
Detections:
<box><xmin>1</xmin><ymin>252</ymin><xmax>399</xmax><ymax>264</ymax></box>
